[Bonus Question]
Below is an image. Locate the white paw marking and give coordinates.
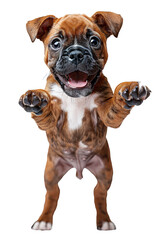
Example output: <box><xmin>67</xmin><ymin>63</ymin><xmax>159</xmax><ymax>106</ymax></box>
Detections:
<box><xmin>32</xmin><ymin>221</ymin><xmax>52</xmax><ymax>230</ymax></box>
<box><xmin>100</xmin><ymin>221</ymin><xmax>116</xmax><ymax>230</ymax></box>
<box><xmin>50</xmin><ymin>84</ymin><xmax>99</xmax><ymax>130</ymax></box>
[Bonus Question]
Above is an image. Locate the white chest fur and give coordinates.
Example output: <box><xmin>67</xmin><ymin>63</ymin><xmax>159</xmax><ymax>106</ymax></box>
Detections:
<box><xmin>50</xmin><ymin>84</ymin><xmax>98</xmax><ymax>130</ymax></box>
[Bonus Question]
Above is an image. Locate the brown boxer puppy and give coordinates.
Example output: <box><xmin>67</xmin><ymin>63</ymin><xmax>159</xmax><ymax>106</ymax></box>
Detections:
<box><xmin>19</xmin><ymin>12</ymin><xmax>150</xmax><ymax>230</ymax></box>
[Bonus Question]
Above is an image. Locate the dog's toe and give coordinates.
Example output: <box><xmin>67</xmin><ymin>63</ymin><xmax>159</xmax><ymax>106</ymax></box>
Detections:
<box><xmin>98</xmin><ymin>221</ymin><xmax>116</xmax><ymax>231</ymax></box>
<box><xmin>31</xmin><ymin>221</ymin><xmax>52</xmax><ymax>231</ymax></box>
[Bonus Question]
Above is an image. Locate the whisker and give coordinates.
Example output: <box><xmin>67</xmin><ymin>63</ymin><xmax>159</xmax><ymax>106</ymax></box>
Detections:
<box><xmin>42</xmin><ymin>71</ymin><xmax>51</xmax><ymax>81</ymax></box>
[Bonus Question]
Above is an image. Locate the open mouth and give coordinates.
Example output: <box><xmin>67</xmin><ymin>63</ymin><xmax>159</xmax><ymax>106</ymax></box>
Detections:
<box><xmin>56</xmin><ymin>70</ymin><xmax>100</xmax><ymax>89</ymax></box>
<box><xmin>68</xmin><ymin>71</ymin><xmax>88</xmax><ymax>88</ymax></box>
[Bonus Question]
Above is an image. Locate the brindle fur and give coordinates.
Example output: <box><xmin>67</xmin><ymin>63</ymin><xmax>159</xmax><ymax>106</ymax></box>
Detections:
<box><xmin>19</xmin><ymin>12</ymin><xmax>150</xmax><ymax>230</ymax></box>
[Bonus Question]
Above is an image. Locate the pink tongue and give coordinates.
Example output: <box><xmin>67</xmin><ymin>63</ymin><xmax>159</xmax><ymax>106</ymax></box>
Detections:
<box><xmin>68</xmin><ymin>71</ymin><xmax>88</xmax><ymax>88</ymax></box>
<box><xmin>68</xmin><ymin>80</ymin><xmax>87</xmax><ymax>88</ymax></box>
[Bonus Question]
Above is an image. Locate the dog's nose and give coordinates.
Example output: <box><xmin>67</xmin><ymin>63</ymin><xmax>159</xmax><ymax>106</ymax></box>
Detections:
<box><xmin>68</xmin><ymin>50</ymin><xmax>84</xmax><ymax>64</ymax></box>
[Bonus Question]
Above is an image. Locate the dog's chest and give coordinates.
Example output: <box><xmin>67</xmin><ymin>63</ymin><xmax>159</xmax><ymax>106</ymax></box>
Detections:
<box><xmin>50</xmin><ymin>84</ymin><xmax>98</xmax><ymax>131</ymax></box>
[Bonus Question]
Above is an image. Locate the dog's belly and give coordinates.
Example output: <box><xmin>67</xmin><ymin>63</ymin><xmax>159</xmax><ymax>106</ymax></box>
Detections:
<box><xmin>47</xmin><ymin>116</ymin><xmax>107</xmax><ymax>179</ymax></box>
<box><xmin>59</xmin><ymin>147</ymin><xmax>94</xmax><ymax>179</ymax></box>
<box><xmin>53</xmin><ymin>144</ymin><xmax>105</xmax><ymax>179</ymax></box>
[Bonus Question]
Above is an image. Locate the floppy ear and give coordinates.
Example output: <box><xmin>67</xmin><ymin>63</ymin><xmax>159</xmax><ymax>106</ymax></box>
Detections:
<box><xmin>91</xmin><ymin>11</ymin><xmax>123</xmax><ymax>38</ymax></box>
<box><xmin>26</xmin><ymin>15</ymin><xmax>57</xmax><ymax>42</ymax></box>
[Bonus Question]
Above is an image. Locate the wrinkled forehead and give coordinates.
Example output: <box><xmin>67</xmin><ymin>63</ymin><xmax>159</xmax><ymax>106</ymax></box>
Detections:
<box><xmin>48</xmin><ymin>14</ymin><xmax>100</xmax><ymax>39</ymax></box>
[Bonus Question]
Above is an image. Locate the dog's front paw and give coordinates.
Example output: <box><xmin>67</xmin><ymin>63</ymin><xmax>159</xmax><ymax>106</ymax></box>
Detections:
<box><xmin>19</xmin><ymin>90</ymin><xmax>50</xmax><ymax>115</ymax></box>
<box><xmin>116</xmin><ymin>82</ymin><xmax>151</xmax><ymax>110</ymax></box>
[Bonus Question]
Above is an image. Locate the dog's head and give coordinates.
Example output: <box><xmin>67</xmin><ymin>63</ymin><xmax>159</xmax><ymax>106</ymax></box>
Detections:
<box><xmin>26</xmin><ymin>12</ymin><xmax>123</xmax><ymax>97</ymax></box>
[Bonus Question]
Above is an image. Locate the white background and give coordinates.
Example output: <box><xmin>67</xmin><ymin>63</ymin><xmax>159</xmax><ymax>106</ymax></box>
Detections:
<box><xmin>0</xmin><ymin>0</ymin><xmax>159</xmax><ymax>239</ymax></box>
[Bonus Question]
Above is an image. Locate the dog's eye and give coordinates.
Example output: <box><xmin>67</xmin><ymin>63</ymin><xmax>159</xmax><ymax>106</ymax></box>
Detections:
<box><xmin>50</xmin><ymin>38</ymin><xmax>62</xmax><ymax>50</ymax></box>
<box><xmin>89</xmin><ymin>36</ymin><xmax>101</xmax><ymax>49</ymax></box>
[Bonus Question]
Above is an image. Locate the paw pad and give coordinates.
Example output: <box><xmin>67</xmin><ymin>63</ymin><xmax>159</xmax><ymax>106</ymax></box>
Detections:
<box><xmin>19</xmin><ymin>90</ymin><xmax>49</xmax><ymax>115</ymax></box>
<box><xmin>119</xmin><ymin>83</ymin><xmax>151</xmax><ymax>109</ymax></box>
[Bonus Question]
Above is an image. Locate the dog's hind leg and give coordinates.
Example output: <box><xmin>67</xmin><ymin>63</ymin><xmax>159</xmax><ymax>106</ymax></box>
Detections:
<box><xmin>94</xmin><ymin>181</ymin><xmax>116</xmax><ymax>230</ymax></box>
<box><xmin>86</xmin><ymin>141</ymin><xmax>116</xmax><ymax>230</ymax></box>
<box><xmin>31</xmin><ymin>148</ymin><xmax>72</xmax><ymax>230</ymax></box>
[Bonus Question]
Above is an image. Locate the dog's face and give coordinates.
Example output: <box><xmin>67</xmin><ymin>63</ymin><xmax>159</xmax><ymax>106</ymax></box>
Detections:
<box><xmin>26</xmin><ymin>12</ymin><xmax>123</xmax><ymax>97</ymax></box>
